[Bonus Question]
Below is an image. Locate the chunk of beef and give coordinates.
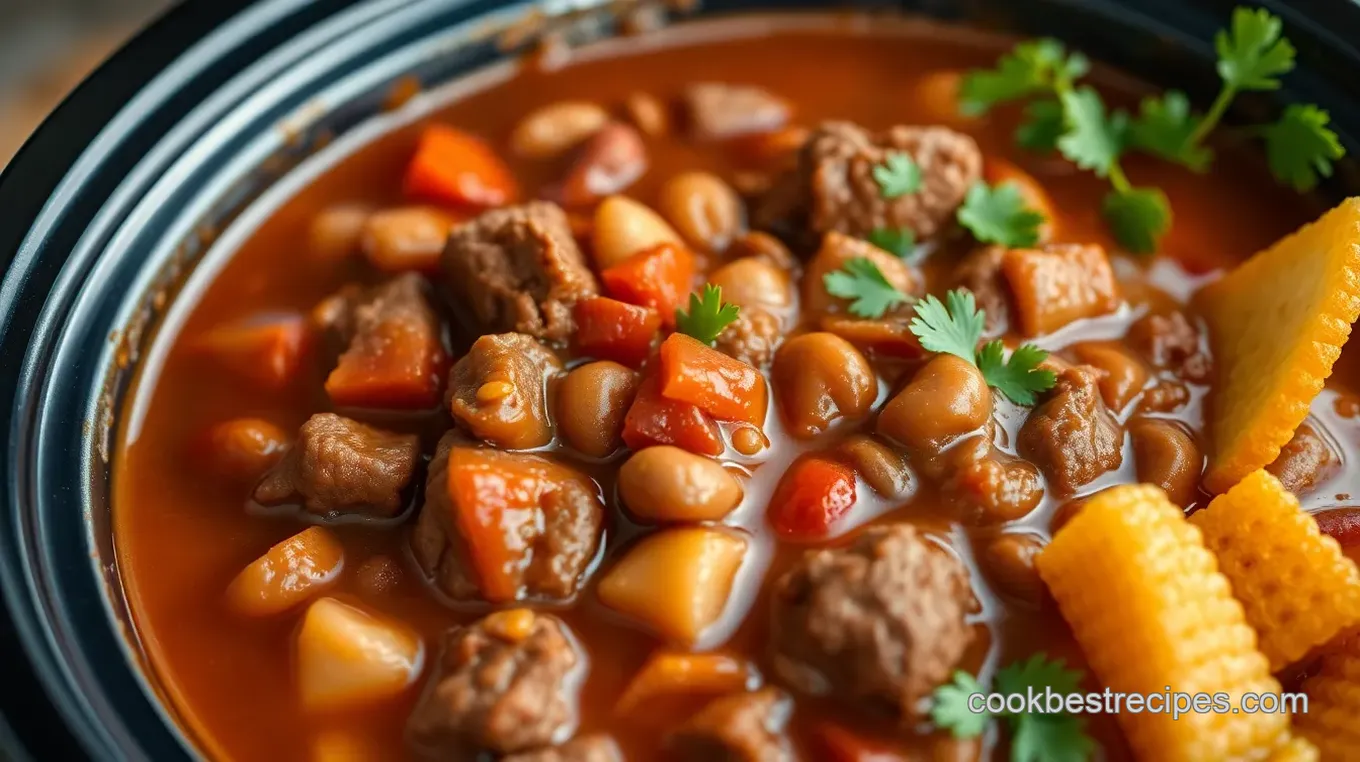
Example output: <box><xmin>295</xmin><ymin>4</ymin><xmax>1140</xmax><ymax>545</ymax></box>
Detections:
<box><xmin>407</xmin><ymin>610</ymin><xmax>583</xmax><ymax>756</ymax></box>
<box><xmin>715</xmin><ymin>307</ymin><xmax>782</xmax><ymax>368</ymax></box>
<box><xmin>769</xmin><ymin>524</ymin><xmax>975</xmax><ymax>723</ymax></box>
<box><xmin>411</xmin><ymin>432</ymin><xmax>604</xmax><ymax>602</ymax></box>
<box><xmin>1126</xmin><ymin>309</ymin><xmax>1212</xmax><ymax>383</ymax></box>
<box><xmin>321</xmin><ymin>273</ymin><xmax>448</xmax><ymax>409</ymax></box>
<box><xmin>667</xmin><ymin>689</ymin><xmax>794</xmax><ymax>762</ymax></box>
<box><xmin>253</xmin><ymin>413</ymin><xmax>418</xmax><ymax>519</ymax></box>
<box><xmin>443</xmin><ymin>202</ymin><xmax>598</xmax><ymax>342</ymax></box>
<box><xmin>447</xmin><ymin>333</ymin><xmax>563</xmax><ymax>450</ymax></box>
<box><xmin>1018</xmin><ymin>367</ymin><xmax>1124</xmax><ymax>495</ymax></box>
<box><xmin>504</xmin><ymin>735</ymin><xmax>622</xmax><ymax>762</ymax></box>
<box><xmin>758</xmin><ymin>121</ymin><xmax>981</xmax><ymax>242</ymax></box>
<box><xmin>1001</xmin><ymin>244</ymin><xmax>1119</xmax><ymax>337</ymax></box>
<box><xmin>684</xmin><ymin>83</ymin><xmax>790</xmax><ymax>142</ymax></box>
<box><xmin>1267</xmin><ymin>422</ymin><xmax>1340</xmax><ymax>496</ymax></box>
<box><xmin>952</xmin><ymin>245</ymin><xmax>1011</xmax><ymax>337</ymax></box>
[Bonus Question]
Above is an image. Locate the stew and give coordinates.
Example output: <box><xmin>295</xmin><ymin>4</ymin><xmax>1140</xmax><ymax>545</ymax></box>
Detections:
<box><xmin>114</xmin><ymin>11</ymin><xmax>1360</xmax><ymax>762</ymax></box>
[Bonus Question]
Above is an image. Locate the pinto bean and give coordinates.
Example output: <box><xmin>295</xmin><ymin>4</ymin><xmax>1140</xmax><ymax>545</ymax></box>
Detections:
<box><xmin>556</xmin><ymin>361</ymin><xmax>639</xmax><ymax>458</ymax></box>
<box><xmin>878</xmin><ymin>355</ymin><xmax>991</xmax><ymax>458</ymax></box>
<box><xmin>657</xmin><ymin>171</ymin><xmax>746</xmax><ymax>253</ymax></box>
<box><xmin>619</xmin><ymin>446</ymin><xmax>743</xmax><ymax>522</ymax></box>
<box><xmin>1129</xmin><ymin>418</ymin><xmax>1202</xmax><ymax>507</ymax></box>
<box><xmin>510</xmin><ymin>101</ymin><xmax>609</xmax><ymax>159</ymax></box>
<box><xmin>624</xmin><ymin>91</ymin><xmax>669</xmax><ymax>137</ymax></box>
<box><xmin>772</xmin><ymin>333</ymin><xmax>876</xmax><ymax>439</ymax></box>
<box><xmin>708</xmin><ymin>256</ymin><xmax>793</xmax><ymax>312</ymax></box>
<box><xmin>561</xmin><ymin>122</ymin><xmax>648</xmax><ymax>207</ymax></box>
<box><xmin>309</xmin><ymin>204</ymin><xmax>373</xmax><ymax>262</ymax></box>
<box><xmin>980</xmin><ymin>533</ymin><xmax>1046</xmax><ymax>607</ymax></box>
<box><xmin>592</xmin><ymin>195</ymin><xmax>682</xmax><ymax>269</ymax></box>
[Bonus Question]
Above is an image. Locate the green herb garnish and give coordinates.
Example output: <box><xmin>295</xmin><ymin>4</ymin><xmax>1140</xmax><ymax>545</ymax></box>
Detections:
<box><xmin>674</xmin><ymin>284</ymin><xmax>741</xmax><ymax>345</ymax></box>
<box><xmin>822</xmin><ymin>257</ymin><xmax>911</xmax><ymax>318</ymax></box>
<box><xmin>958</xmin><ymin>6</ymin><xmax>1344</xmax><ymax>254</ymax></box>
<box><xmin>957</xmin><ymin>182</ymin><xmax>1047</xmax><ymax>248</ymax></box>
<box><xmin>932</xmin><ymin>655</ymin><xmax>1097</xmax><ymax>762</ymax></box>
<box><xmin>908</xmin><ymin>289</ymin><xmax>1057</xmax><ymax>404</ymax></box>
<box><xmin>867</xmin><ymin>227</ymin><xmax>917</xmax><ymax>258</ymax></box>
<box><xmin>873</xmin><ymin>152</ymin><xmax>923</xmax><ymax>198</ymax></box>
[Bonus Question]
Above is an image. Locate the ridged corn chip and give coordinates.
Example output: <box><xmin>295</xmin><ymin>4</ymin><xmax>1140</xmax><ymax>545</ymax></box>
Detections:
<box><xmin>1295</xmin><ymin>633</ymin><xmax>1360</xmax><ymax>762</ymax></box>
<box><xmin>1196</xmin><ymin>198</ymin><xmax>1360</xmax><ymax>493</ymax></box>
<box><xmin>1191</xmin><ymin>469</ymin><xmax>1360</xmax><ymax>671</ymax></box>
<box><xmin>1268</xmin><ymin>737</ymin><xmax>1320</xmax><ymax>762</ymax></box>
<box><xmin>1037</xmin><ymin>484</ymin><xmax>1297</xmax><ymax>761</ymax></box>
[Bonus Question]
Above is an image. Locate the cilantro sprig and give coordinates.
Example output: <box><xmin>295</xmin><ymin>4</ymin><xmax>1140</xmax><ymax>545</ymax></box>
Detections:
<box><xmin>823</xmin><ymin>257</ymin><xmax>911</xmax><ymax>318</ymax></box>
<box><xmin>867</xmin><ymin>227</ymin><xmax>917</xmax><ymax>258</ymax></box>
<box><xmin>957</xmin><ymin>182</ymin><xmax>1046</xmax><ymax>248</ymax></box>
<box><xmin>932</xmin><ymin>655</ymin><xmax>1097</xmax><ymax>762</ymax></box>
<box><xmin>674</xmin><ymin>284</ymin><xmax>741</xmax><ymax>345</ymax></box>
<box><xmin>873</xmin><ymin>152</ymin><xmax>923</xmax><ymax>198</ymax></box>
<box><xmin>958</xmin><ymin>6</ymin><xmax>1345</xmax><ymax>253</ymax></box>
<box><xmin>908</xmin><ymin>289</ymin><xmax>1056</xmax><ymax>404</ymax></box>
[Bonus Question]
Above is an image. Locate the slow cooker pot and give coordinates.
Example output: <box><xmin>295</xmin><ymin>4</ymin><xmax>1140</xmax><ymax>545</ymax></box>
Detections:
<box><xmin>4</xmin><ymin>0</ymin><xmax>1360</xmax><ymax>758</ymax></box>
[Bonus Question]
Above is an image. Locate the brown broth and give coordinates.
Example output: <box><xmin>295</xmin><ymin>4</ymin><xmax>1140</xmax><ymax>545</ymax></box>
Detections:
<box><xmin>112</xmin><ymin>13</ymin><xmax>1345</xmax><ymax>762</ymax></box>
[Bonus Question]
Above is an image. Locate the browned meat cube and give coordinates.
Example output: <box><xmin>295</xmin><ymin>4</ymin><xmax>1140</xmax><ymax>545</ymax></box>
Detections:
<box><xmin>253</xmin><ymin>413</ymin><xmax>419</xmax><ymax>519</ymax></box>
<box><xmin>1001</xmin><ymin>244</ymin><xmax>1119</xmax><ymax>337</ymax></box>
<box><xmin>321</xmin><ymin>273</ymin><xmax>449</xmax><ymax>410</ymax></box>
<box><xmin>769</xmin><ymin>524</ymin><xmax>976</xmax><ymax>723</ymax></box>
<box><xmin>759</xmin><ymin>121</ymin><xmax>981</xmax><ymax>242</ymax></box>
<box><xmin>684</xmin><ymin>83</ymin><xmax>790</xmax><ymax>142</ymax></box>
<box><xmin>715</xmin><ymin>307</ymin><xmax>783</xmax><ymax>368</ymax></box>
<box><xmin>447</xmin><ymin>333</ymin><xmax>563</xmax><ymax>450</ymax></box>
<box><xmin>1267</xmin><ymin>422</ymin><xmax>1340</xmax><ymax>496</ymax></box>
<box><xmin>411</xmin><ymin>432</ymin><xmax>604</xmax><ymax>603</ymax></box>
<box><xmin>666</xmin><ymin>688</ymin><xmax>794</xmax><ymax>762</ymax></box>
<box><xmin>504</xmin><ymin>736</ymin><xmax>622</xmax><ymax>762</ymax></box>
<box><xmin>407</xmin><ymin>610</ymin><xmax>583</xmax><ymax>756</ymax></box>
<box><xmin>443</xmin><ymin>202</ymin><xmax>598</xmax><ymax>342</ymax></box>
<box><xmin>952</xmin><ymin>245</ymin><xmax>1012</xmax><ymax>337</ymax></box>
<box><xmin>1018</xmin><ymin>366</ymin><xmax>1124</xmax><ymax>495</ymax></box>
<box><xmin>1126</xmin><ymin>309</ymin><xmax>1212</xmax><ymax>383</ymax></box>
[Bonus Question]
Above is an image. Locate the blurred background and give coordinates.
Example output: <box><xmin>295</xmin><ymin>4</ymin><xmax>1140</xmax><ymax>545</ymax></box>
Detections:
<box><xmin>1</xmin><ymin>0</ymin><xmax>174</xmax><ymax>167</ymax></box>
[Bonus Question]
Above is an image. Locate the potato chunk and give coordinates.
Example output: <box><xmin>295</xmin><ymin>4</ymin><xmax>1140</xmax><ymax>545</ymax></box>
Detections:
<box><xmin>296</xmin><ymin>598</ymin><xmax>424</xmax><ymax>713</ymax></box>
<box><xmin>225</xmin><ymin>527</ymin><xmax>345</xmax><ymax>617</ymax></box>
<box><xmin>1001</xmin><ymin>243</ymin><xmax>1118</xmax><ymax>337</ymax></box>
<box><xmin>597</xmin><ymin>527</ymin><xmax>747</xmax><ymax>644</ymax></box>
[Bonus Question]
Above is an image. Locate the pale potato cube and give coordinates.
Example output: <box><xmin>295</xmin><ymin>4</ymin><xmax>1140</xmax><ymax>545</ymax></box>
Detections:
<box><xmin>597</xmin><ymin>527</ymin><xmax>747</xmax><ymax>644</ymax></box>
<box><xmin>296</xmin><ymin>597</ymin><xmax>424</xmax><ymax>713</ymax></box>
<box><xmin>225</xmin><ymin>526</ymin><xmax>345</xmax><ymax>617</ymax></box>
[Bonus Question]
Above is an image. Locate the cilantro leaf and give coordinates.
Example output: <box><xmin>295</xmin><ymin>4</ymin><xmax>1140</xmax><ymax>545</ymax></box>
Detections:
<box><xmin>674</xmin><ymin>284</ymin><xmax>741</xmax><ymax>345</ymax></box>
<box><xmin>1264</xmin><ymin>104</ymin><xmax>1344</xmax><ymax>191</ymax></box>
<box><xmin>1016</xmin><ymin>99</ymin><xmax>1066</xmax><ymax>152</ymax></box>
<box><xmin>867</xmin><ymin>227</ymin><xmax>916</xmax><ymax>258</ymax></box>
<box><xmin>823</xmin><ymin>257</ymin><xmax>911</xmax><ymax>318</ymax></box>
<box><xmin>1127</xmin><ymin>90</ymin><xmax>1213</xmax><ymax>171</ymax></box>
<box><xmin>976</xmin><ymin>342</ymin><xmax>1057</xmax><ymax>405</ymax></box>
<box><xmin>1215</xmin><ymin>6</ymin><xmax>1295</xmax><ymax>91</ymax></box>
<box><xmin>995</xmin><ymin>653</ymin><xmax>1085</xmax><ymax>697</ymax></box>
<box><xmin>930</xmin><ymin>671</ymin><xmax>991</xmax><ymax>739</ymax></box>
<box><xmin>873</xmin><ymin>152</ymin><xmax>923</xmax><ymax>198</ymax></box>
<box><xmin>1057</xmin><ymin>86</ymin><xmax>1126</xmax><ymax>177</ymax></box>
<box><xmin>958</xmin><ymin>182</ymin><xmax>1046</xmax><ymax>247</ymax></box>
<box><xmin>958</xmin><ymin>39</ymin><xmax>1086</xmax><ymax>116</ymax></box>
<box><xmin>908</xmin><ymin>289</ymin><xmax>984</xmax><ymax>363</ymax></box>
<box><xmin>1011</xmin><ymin>714</ymin><xmax>1097</xmax><ymax>762</ymax></box>
<box><xmin>1102</xmin><ymin>186</ymin><xmax>1172</xmax><ymax>255</ymax></box>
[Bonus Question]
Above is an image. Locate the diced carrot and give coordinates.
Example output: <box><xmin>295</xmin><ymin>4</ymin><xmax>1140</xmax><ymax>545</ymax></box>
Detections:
<box><xmin>196</xmin><ymin>417</ymin><xmax>289</xmax><ymax>484</ymax></box>
<box><xmin>574</xmin><ymin>296</ymin><xmax>662</xmax><ymax>367</ymax></box>
<box><xmin>225</xmin><ymin>527</ymin><xmax>345</xmax><ymax>617</ymax></box>
<box><xmin>811</xmin><ymin>722</ymin><xmax>910</xmax><ymax>762</ymax></box>
<box><xmin>600</xmin><ymin>242</ymin><xmax>696</xmax><ymax>327</ymax></box>
<box><xmin>767</xmin><ymin>456</ymin><xmax>857</xmax><ymax>541</ymax></box>
<box><xmin>622</xmin><ymin>375</ymin><xmax>723</xmax><ymax>456</ymax></box>
<box><xmin>658</xmin><ymin>333</ymin><xmax>768</xmax><ymax>425</ymax></box>
<box><xmin>445</xmin><ymin>448</ymin><xmax>586</xmax><ymax>603</ymax></box>
<box><xmin>324</xmin><ymin>277</ymin><xmax>447</xmax><ymax>410</ymax></box>
<box><xmin>1001</xmin><ymin>243</ymin><xmax>1119</xmax><ymax>337</ymax></box>
<box><xmin>402</xmin><ymin>125</ymin><xmax>518</xmax><ymax>209</ymax></box>
<box><xmin>191</xmin><ymin>312</ymin><xmax>310</xmax><ymax>389</ymax></box>
<box><xmin>615</xmin><ymin>651</ymin><xmax>756</xmax><ymax>714</ymax></box>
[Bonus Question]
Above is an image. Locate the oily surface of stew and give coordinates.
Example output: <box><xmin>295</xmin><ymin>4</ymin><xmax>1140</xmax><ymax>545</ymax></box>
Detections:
<box><xmin>113</xmin><ymin>15</ymin><xmax>1360</xmax><ymax>762</ymax></box>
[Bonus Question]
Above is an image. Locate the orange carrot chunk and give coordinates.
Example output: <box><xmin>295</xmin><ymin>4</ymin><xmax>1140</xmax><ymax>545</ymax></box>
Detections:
<box><xmin>658</xmin><ymin>333</ymin><xmax>768</xmax><ymax>425</ymax></box>
<box><xmin>767</xmin><ymin>456</ymin><xmax>857</xmax><ymax>541</ymax></box>
<box><xmin>325</xmin><ymin>277</ymin><xmax>448</xmax><ymax>410</ymax></box>
<box><xmin>811</xmin><ymin>722</ymin><xmax>911</xmax><ymax>762</ymax></box>
<box><xmin>574</xmin><ymin>296</ymin><xmax>662</xmax><ymax>368</ymax></box>
<box><xmin>191</xmin><ymin>311</ymin><xmax>310</xmax><ymax>389</ymax></box>
<box><xmin>600</xmin><ymin>242</ymin><xmax>696</xmax><ymax>327</ymax></box>
<box><xmin>402</xmin><ymin>125</ymin><xmax>518</xmax><ymax>209</ymax></box>
<box><xmin>622</xmin><ymin>375</ymin><xmax>723</xmax><ymax>456</ymax></box>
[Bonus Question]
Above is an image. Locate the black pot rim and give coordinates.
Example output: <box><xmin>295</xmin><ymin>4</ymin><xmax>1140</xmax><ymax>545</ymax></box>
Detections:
<box><xmin>5</xmin><ymin>0</ymin><xmax>1360</xmax><ymax>760</ymax></box>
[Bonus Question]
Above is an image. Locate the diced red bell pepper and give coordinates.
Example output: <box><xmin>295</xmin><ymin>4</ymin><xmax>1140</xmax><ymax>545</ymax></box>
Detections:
<box><xmin>574</xmin><ymin>296</ymin><xmax>662</xmax><ymax>368</ymax></box>
<box><xmin>811</xmin><ymin>722</ymin><xmax>910</xmax><ymax>762</ymax></box>
<box><xmin>403</xmin><ymin>125</ymin><xmax>518</xmax><ymax>209</ymax></box>
<box><xmin>768</xmin><ymin>456</ymin><xmax>857</xmax><ymax>541</ymax></box>
<box><xmin>600</xmin><ymin>243</ymin><xmax>695</xmax><ymax>327</ymax></box>
<box><xmin>658</xmin><ymin>333</ymin><xmax>767</xmax><ymax>425</ymax></box>
<box><xmin>622</xmin><ymin>375</ymin><xmax>723</xmax><ymax>456</ymax></box>
<box><xmin>191</xmin><ymin>311</ymin><xmax>310</xmax><ymax>389</ymax></box>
